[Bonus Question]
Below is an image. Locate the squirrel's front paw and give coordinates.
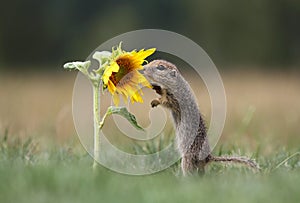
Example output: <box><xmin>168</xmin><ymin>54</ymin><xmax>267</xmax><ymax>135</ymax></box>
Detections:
<box><xmin>151</xmin><ymin>99</ymin><xmax>161</xmax><ymax>108</ymax></box>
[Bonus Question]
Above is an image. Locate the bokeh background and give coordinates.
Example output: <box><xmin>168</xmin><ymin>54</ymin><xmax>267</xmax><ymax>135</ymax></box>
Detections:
<box><xmin>0</xmin><ymin>0</ymin><xmax>299</xmax><ymax>153</ymax></box>
<box><xmin>1</xmin><ymin>0</ymin><xmax>300</xmax><ymax>69</ymax></box>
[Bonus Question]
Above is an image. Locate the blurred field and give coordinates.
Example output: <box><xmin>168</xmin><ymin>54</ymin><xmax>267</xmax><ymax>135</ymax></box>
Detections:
<box><xmin>0</xmin><ymin>69</ymin><xmax>299</xmax><ymax>151</ymax></box>
<box><xmin>0</xmin><ymin>69</ymin><xmax>299</xmax><ymax>203</ymax></box>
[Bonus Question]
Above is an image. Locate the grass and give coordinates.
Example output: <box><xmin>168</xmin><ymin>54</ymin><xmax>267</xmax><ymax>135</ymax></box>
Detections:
<box><xmin>0</xmin><ymin>70</ymin><xmax>299</xmax><ymax>202</ymax></box>
<box><xmin>0</xmin><ymin>132</ymin><xmax>299</xmax><ymax>203</ymax></box>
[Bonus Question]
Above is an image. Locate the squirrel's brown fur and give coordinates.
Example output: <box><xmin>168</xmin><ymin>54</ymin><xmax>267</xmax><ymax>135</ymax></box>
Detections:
<box><xmin>143</xmin><ymin>60</ymin><xmax>259</xmax><ymax>175</ymax></box>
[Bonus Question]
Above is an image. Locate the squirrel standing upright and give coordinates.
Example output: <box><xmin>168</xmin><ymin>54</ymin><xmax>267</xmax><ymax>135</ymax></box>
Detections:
<box><xmin>143</xmin><ymin>60</ymin><xmax>258</xmax><ymax>176</ymax></box>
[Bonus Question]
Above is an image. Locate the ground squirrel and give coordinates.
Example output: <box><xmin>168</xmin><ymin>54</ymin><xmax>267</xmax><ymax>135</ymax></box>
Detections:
<box><xmin>143</xmin><ymin>60</ymin><xmax>259</xmax><ymax>176</ymax></box>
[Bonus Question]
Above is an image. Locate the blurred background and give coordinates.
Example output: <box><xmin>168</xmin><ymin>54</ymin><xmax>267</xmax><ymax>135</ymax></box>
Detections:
<box><xmin>0</xmin><ymin>0</ymin><xmax>299</xmax><ymax>153</ymax></box>
<box><xmin>1</xmin><ymin>0</ymin><xmax>300</xmax><ymax>69</ymax></box>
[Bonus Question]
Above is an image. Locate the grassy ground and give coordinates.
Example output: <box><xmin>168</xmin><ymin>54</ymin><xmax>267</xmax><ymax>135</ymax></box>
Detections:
<box><xmin>0</xmin><ymin>70</ymin><xmax>299</xmax><ymax>202</ymax></box>
<box><xmin>0</xmin><ymin>135</ymin><xmax>299</xmax><ymax>203</ymax></box>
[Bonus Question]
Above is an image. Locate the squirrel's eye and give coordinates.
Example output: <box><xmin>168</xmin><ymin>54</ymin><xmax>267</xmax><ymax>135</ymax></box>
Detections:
<box><xmin>156</xmin><ymin>65</ymin><xmax>166</xmax><ymax>71</ymax></box>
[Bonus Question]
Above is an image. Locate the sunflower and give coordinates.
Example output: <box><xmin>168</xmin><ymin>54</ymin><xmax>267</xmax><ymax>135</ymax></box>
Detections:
<box><xmin>101</xmin><ymin>45</ymin><xmax>156</xmax><ymax>106</ymax></box>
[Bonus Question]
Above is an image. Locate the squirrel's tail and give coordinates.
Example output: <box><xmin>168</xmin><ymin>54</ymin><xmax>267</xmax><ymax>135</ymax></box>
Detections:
<box><xmin>208</xmin><ymin>155</ymin><xmax>260</xmax><ymax>170</ymax></box>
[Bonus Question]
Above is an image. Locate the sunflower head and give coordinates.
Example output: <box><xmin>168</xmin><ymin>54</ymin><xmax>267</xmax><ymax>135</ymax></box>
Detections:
<box><xmin>101</xmin><ymin>43</ymin><xmax>156</xmax><ymax>106</ymax></box>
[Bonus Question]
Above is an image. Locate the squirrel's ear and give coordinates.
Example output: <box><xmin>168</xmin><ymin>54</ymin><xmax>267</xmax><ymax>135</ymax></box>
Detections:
<box><xmin>170</xmin><ymin>70</ymin><xmax>177</xmax><ymax>77</ymax></box>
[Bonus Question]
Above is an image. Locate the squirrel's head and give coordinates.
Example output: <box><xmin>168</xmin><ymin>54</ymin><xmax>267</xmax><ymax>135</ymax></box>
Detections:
<box><xmin>143</xmin><ymin>60</ymin><xmax>179</xmax><ymax>89</ymax></box>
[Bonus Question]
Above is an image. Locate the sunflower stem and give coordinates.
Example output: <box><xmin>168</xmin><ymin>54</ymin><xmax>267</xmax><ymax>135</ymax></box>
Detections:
<box><xmin>92</xmin><ymin>83</ymin><xmax>101</xmax><ymax>171</ymax></box>
<box><xmin>99</xmin><ymin>112</ymin><xmax>108</xmax><ymax>130</ymax></box>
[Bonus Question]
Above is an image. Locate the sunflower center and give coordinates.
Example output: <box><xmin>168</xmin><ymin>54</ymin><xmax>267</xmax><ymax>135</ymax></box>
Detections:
<box><xmin>109</xmin><ymin>57</ymin><xmax>132</xmax><ymax>86</ymax></box>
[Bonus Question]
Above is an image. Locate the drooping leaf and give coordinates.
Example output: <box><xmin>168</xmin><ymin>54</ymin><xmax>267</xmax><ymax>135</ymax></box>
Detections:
<box><xmin>106</xmin><ymin>106</ymin><xmax>144</xmax><ymax>131</ymax></box>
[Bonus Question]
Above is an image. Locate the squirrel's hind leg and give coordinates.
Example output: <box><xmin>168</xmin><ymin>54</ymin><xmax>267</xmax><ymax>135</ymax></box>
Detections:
<box><xmin>181</xmin><ymin>154</ymin><xmax>206</xmax><ymax>176</ymax></box>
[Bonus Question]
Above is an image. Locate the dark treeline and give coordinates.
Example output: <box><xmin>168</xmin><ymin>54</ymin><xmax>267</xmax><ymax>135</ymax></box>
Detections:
<box><xmin>0</xmin><ymin>0</ymin><xmax>299</xmax><ymax>70</ymax></box>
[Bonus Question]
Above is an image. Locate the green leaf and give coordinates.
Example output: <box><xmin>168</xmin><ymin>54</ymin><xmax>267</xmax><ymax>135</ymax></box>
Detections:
<box><xmin>106</xmin><ymin>106</ymin><xmax>144</xmax><ymax>131</ymax></box>
<box><xmin>92</xmin><ymin>51</ymin><xmax>112</xmax><ymax>75</ymax></box>
<box><xmin>63</xmin><ymin>61</ymin><xmax>91</xmax><ymax>74</ymax></box>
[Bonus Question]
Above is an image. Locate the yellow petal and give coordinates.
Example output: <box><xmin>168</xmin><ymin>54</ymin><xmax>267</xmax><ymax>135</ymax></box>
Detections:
<box><xmin>129</xmin><ymin>48</ymin><xmax>156</xmax><ymax>66</ymax></box>
<box><xmin>121</xmin><ymin>93</ymin><xmax>128</xmax><ymax>104</ymax></box>
<box><xmin>125</xmin><ymin>84</ymin><xmax>140</xmax><ymax>98</ymax></box>
<box><xmin>102</xmin><ymin>62</ymin><xmax>119</xmax><ymax>84</ymax></box>
<box><xmin>134</xmin><ymin>71</ymin><xmax>152</xmax><ymax>88</ymax></box>
<box><xmin>130</xmin><ymin>92</ymin><xmax>143</xmax><ymax>104</ymax></box>
<box><xmin>114</xmin><ymin>86</ymin><xmax>128</xmax><ymax>104</ymax></box>
<box><xmin>136</xmin><ymin>48</ymin><xmax>156</xmax><ymax>62</ymax></box>
<box><xmin>113</xmin><ymin>93</ymin><xmax>120</xmax><ymax>106</ymax></box>
<box><xmin>107</xmin><ymin>80</ymin><xmax>116</xmax><ymax>94</ymax></box>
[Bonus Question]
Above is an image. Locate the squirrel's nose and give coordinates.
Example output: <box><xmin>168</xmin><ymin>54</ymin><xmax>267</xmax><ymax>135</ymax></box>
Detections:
<box><xmin>139</xmin><ymin>69</ymin><xmax>145</xmax><ymax>74</ymax></box>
